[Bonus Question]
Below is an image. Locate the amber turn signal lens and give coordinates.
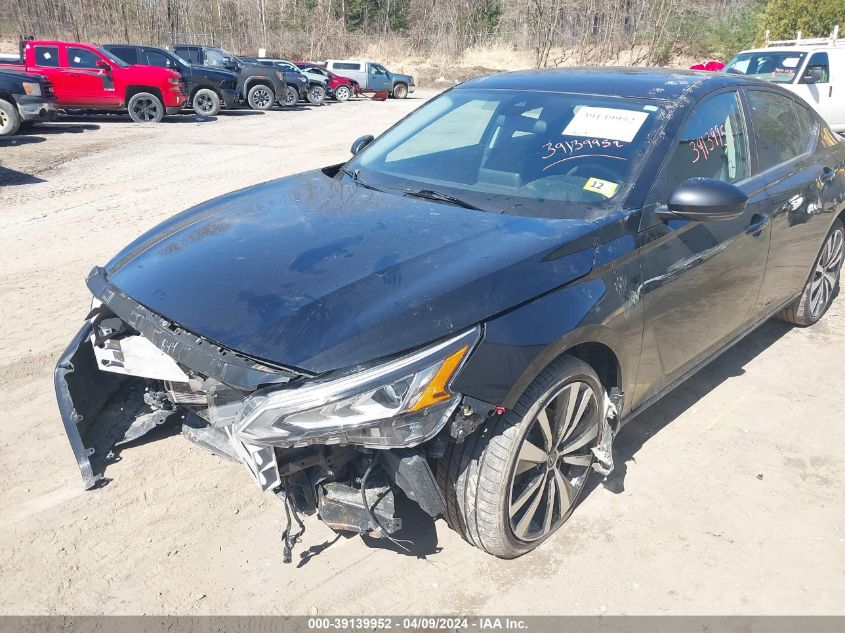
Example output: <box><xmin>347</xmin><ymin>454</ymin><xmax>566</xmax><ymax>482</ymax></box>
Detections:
<box><xmin>407</xmin><ymin>344</ymin><xmax>469</xmax><ymax>413</ymax></box>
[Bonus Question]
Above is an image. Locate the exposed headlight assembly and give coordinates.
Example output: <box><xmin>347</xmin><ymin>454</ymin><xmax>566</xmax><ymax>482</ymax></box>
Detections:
<box><xmin>234</xmin><ymin>327</ymin><xmax>479</xmax><ymax>449</ymax></box>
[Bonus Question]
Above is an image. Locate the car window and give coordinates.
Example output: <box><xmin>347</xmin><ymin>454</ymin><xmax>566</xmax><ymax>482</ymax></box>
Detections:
<box><xmin>34</xmin><ymin>45</ymin><xmax>59</xmax><ymax>67</ymax></box>
<box><xmin>386</xmin><ymin>99</ymin><xmax>497</xmax><ymax>162</ymax></box>
<box><xmin>333</xmin><ymin>62</ymin><xmax>360</xmax><ymax>71</ymax></box>
<box><xmin>802</xmin><ymin>52</ymin><xmax>830</xmax><ymax>83</ymax></box>
<box><xmin>175</xmin><ymin>48</ymin><xmax>200</xmax><ymax>65</ymax></box>
<box><xmin>664</xmin><ymin>91</ymin><xmax>748</xmax><ymax>192</ymax></box>
<box><xmin>724</xmin><ymin>51</ymin><xmax>806</xmax><ymax>83</ymax></box>
<box><xmin>746</xmin><ymin>90</ymin><xmax>808</xmax><ymax>172</ymax></box>
<box><xmin>351</xmin><ymin>89</ymin><xmax>662</xmax><ymax>218</ymax></box>
<box><xmin>204</xmin><ymin>48</ymin><xmax>229</xmax><ymax>66</ymax></box>
<box><xmin>142</xmin><ymin>50</ymin><xmax>174</xmax><ymax>68</ymax></box>
<box><xmin>793</xmin><ymin>99</ymin><xmax>820</xmax><ymax>151</ymax></box>
<box><xmin>108</xmin><ymin>46</ymin><xmax>138</xmax><ymax>65</ymax></box>
<box><xmin>67</xmin><ymin>47</ymin><xmax>100</xmax><ymax>69</ymax></box>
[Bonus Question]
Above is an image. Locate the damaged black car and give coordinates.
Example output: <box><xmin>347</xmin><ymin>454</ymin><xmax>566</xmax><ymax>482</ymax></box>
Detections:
<box><xmin>56</xmin><ymin>68</ymin><xmax>845</xmax><ymax>559</ymax></box>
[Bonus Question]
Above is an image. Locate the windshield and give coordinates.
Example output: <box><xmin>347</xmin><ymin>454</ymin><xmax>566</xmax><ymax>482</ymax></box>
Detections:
<box><xmin>345</xmin><ymin>89</ymin><xmax>662</xmax><ymax>218</ymax></box>
<box><xmin>724</xmin><ymin>51</ymin><xmax>806</xmax><ymax>83</ymax></box>
<box><xmin>95</xmin><ymin>47</ymin><xmax>128</xmax><ymax>68</ymax></box>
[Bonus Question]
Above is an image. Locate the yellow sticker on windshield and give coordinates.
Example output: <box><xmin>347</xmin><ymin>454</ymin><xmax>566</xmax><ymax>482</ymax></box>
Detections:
<box><xmin>583</xmin><ymin>177</ymin><xmax>618</xmax><ymax>198</ymax></box>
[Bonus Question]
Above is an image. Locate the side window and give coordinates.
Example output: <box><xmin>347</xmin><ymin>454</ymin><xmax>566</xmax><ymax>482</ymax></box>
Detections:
<box><xmin>176</xmin><ymin>48</ymin><xmax>199</xmax><ymax>65</ymax></box>
<box><xmin>34</xmin><ymin>45</ymin><xmax>59</xmax><ymax>67</ymax></box>
<box><xmin>109</xmin><ymin>47</ymin><xmax>138</xmax><ymax>65</ymax></box>
<box><xmin>204</xmin><ymin>48</ymin><xmax>228</xmax><ymax>66</ymax></box>
<box><xmin>802</xmin><ymin>52</ymin><xmax>830</xmax><ymax>83</ymax></box>
<box><xmin>793</xmin><ymin>100</ymin><xmax>820</xmax><ymax>152</ymax></box>
<box><xmin>334</xmin><ymin>62</ymin><xmax>360</xmax><ymax>71</ymax></box>
<box><xmin>746</xmin><ymin>90</ymin><xmax>807</xmax><ymax>171</ymax></box>
<box><xmin>664</xmin><ymin>91</ymin><xmax>748</xmax><ymax>192</ymax></box>
<box><xmin>67</xmin><ymin>47</ymin><xmax>100</xmax><ymax>69</ymax></box>
<box><xmin>141</xmin><ymin>50</ymin><xmax>172</xmax><ymax>68</ymax></box>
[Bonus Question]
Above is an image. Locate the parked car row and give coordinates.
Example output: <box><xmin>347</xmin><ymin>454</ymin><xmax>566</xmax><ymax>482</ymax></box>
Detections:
<box><xmin>0</xmin><ymin>38</ymin><xmax>416</xmax><ymax>136</ymax></box>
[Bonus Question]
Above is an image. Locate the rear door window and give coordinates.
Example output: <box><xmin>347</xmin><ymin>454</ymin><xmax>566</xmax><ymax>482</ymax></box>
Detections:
<box><xmin>34</xmin><ymin>45</ymin><xmax>59</xmax><ymax>67</ymax></box>
<box><xmin>663</xmin><ymin>90</ymin><xmax>749</xmax><ymax>192</ymax></box>
<box><xmin>746</xmin><ymin>90</ymin><xmax>809</xmax><ymax>171</ymax></box>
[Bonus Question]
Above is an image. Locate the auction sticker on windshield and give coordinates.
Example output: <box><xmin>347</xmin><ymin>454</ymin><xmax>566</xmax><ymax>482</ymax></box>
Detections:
<box><xmin>563</xmin><ymin>106</ymin><xmax>649</xmax><ymax>142</ymax></box>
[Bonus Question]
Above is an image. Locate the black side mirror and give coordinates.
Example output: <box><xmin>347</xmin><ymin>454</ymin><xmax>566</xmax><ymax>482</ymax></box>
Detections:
<box><xmin>661</xmin><ymin>177</ymin><xmax>748</xmax><ymax>222</ymax></box>
<box><xmin>96</xmin><ymin>60</ymin><xmax>112</xmax><ymax>72</ymax></box>
<box><xmin>350</xmin><ymin>134</ymin><xmax>375</xmax><ymax>156</ymax></box>
<box><xmin>802</xmin><ymin>66</ymin><xmax>823</xmax><ymax>84</ymax></box>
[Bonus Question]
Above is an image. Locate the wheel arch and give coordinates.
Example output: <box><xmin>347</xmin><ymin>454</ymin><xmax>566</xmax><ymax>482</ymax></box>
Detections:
<box><xmin>498</xmin><ymin>327</ymin><xmax>626</xmax><ymax>412</ymax></box>
<box><xmin>125</xmin><ymin>85</ymin><xmax>163</xmax><ymax>104</ymax></box>
<box><xmin>244</xmin><ymin>77</ymin><xmax>273</xmax><ymax>92</ymax></box>
<box><xmin>0</xmin><ymin>92</ymin><xmax>16</xmax><ymax>105</ymax></box>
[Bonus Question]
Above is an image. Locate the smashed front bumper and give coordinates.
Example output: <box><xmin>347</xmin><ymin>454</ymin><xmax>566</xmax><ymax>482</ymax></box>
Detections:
<box><xmin>56</xmin><ymin>268</ymin><xmax>486</xmax><ymax>543</ymax></box>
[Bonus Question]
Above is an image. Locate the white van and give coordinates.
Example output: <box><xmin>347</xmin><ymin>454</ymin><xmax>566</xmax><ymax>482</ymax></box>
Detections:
<box><xmin>725</xmin><ymin>30</ymin><xmax>845</xmax><ymax>132</ymax></box>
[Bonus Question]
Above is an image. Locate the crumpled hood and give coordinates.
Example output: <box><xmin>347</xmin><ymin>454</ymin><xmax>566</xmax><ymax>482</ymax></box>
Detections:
<box><xmin>103</xmin><ymin>171</ymin><xmax>599</xmax><ymax>374</ymax></box>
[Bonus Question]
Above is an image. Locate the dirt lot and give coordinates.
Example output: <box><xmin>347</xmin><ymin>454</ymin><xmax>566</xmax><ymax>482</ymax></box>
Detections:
<box><xmin>0</xmin><ymin>92</ymin><xmax>843</xmax><ymax>616</ymax></box>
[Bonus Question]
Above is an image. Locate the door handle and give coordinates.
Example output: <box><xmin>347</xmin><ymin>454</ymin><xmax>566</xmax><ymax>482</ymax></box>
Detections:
<box><xmin>745</xmin><ymin>214</ymin><xmax>769</xmax><ymax>238</ymax></box>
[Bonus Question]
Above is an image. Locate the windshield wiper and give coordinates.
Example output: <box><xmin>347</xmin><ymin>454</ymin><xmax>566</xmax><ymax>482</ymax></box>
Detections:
<box><xmin>403</xmin><ymin>189</ymin><xmax>482</xmax><ymax>211</ymax></box>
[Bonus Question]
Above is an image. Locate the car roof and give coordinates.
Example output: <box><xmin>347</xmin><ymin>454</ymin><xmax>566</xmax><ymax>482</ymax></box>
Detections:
<box><xmin>457</xmin><ymin>67</ymin><xmax>759</xmax><ymax>100</ymax></box>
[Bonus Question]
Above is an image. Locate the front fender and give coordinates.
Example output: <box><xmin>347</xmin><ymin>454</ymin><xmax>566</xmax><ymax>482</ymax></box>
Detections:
<box><xmin>452</xmin><ymin>252</ymin><xmax>643</xmax><ymax>417</ymax></box>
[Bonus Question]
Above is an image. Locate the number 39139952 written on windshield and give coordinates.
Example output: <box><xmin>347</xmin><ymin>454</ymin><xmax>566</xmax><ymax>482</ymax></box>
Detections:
<box><xmin>541</xmin><ymin>138</ymin><xmax>627</xmax><ymax>170</ymax></box>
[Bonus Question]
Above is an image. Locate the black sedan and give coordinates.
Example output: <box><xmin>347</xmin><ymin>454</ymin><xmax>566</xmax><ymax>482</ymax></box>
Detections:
<box><xmin>56</xmin><ymin>68</ymin><xmax>845</xmax><ymax>559</ymax></box>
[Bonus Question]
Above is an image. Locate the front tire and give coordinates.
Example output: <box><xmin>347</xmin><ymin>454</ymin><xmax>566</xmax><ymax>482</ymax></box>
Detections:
<box><xmin>192</xmin><ymin>88</ymin><xmax>220</xmax><ymax>116</ymax></box>
<box><xmin>334</xmin><ymin>85</ymin><xmax>351</xmax><ymax>102</ymax></box>
<box><xmin>283</xmin><ymin>86</ymin><xmax>299</xmax><ymax>107</ymax></box>
<box><xmin>437</xmin><ymin>355</ymin><xmax>603</xmax><ymax>558</ymax></box>
<box><xmin>247</xmin><ymin>84</ymin><xmax>274</xmax><ymax>110</ymax></box>
<box><xmin>127</xmin><ymin>92</ymin><xmax>164</xmax><ymax>123</ymax></box>
<box><xmin>392</xmin><ymin>83</ymin><xmax>408</xmax><ymax>99</ymax></box>
<box><xmin>0</xmin><ymin>99</ymin><xmax>21</xmax><ymax>136</ymax></box>
<box><xmin>307</xmin><ymin>85</ymin><xmax>326</xmax><ymax>105</ymax></box>
<box><xmin>776</xmin><ymin>218</ymin><xmax>843</xmax><ymax>326</ymax></box>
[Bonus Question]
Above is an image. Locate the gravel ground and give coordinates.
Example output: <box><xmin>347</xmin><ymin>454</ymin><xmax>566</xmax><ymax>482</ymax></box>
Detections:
<box><xmin>0</xmin><ymin>92</ymin><xmax>843</xmax><ymax>615</ymax></box>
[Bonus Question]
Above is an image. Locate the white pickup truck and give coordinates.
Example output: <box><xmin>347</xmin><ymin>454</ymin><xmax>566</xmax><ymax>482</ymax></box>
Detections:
<box><xmin>725</xmin><ymin>30</ymin><xmax>845</xmax><ymax>132</ymax></box>
<box><xmin>325</xmin><ymin>60</ymin><xmax>415</xmax><ymax>98</ymax></box>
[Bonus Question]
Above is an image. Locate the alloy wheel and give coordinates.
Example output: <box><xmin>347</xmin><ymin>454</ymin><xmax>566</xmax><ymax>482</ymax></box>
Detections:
<box><xmin>335</xmin><ymin>85</ymin><xmax>350</xmax><ymax>101</ymax></box>
<box><xmin>284</xmin><ymin>87</ymin><xmax>298</xmax><ymax>106</ymax></box>
<box><xmin>508</xmin><ymin>380</ymin><xmax>599</xmax><ymax>542</ymax></box>
<box><xmin>810</xmin><ymin>227</ymin><xmax>844</xmax><ymax>317</ymax></box>
<box><xmin>132</xmin><ymin>98</ymin><xmax>159</xmax><ymax>122</ymax></box>
<box><xmin>252</xmin><ymin>88</ymin><xmax>271</xmax><ymax>109</ymax></box>
<box><xmin>196</xmin><ymin>93</ymin><xmax>214</xmax><ymax>114</ymax></box>
<box><xmin>0</xmin><ymin>109</ymin><xmax>8</xmax><ymax>131</ymax></box>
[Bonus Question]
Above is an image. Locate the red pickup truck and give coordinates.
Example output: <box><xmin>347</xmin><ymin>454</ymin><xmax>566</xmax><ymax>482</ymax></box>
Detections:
<box><xmin>0</xmin><ymin>40</ymin><xmax>186</xmax><ymax>122</ymax></box>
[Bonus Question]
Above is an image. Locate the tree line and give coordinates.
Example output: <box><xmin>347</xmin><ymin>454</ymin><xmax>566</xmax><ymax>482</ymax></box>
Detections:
<box><xmin>2</xmin><ymin>0</ymin><xmax>843</xmax><ymax>65</ymax></box>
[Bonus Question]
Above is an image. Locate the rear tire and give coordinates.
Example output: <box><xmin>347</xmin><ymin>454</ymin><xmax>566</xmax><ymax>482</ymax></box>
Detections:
<box><xmin>192</xmin><ymin>88</ymin><xmax>220</xmax><ymax>116</ymax></box>
<box><xmin>247</xmin><ymin>84</ymin><xmax>274</xmax><ymax>111</ymax></box>
<box><xmin>127</xmin><ymin>92</ymin><xmax>164</xmax><ymax>123</ymax></box>
<box><xmin>437</xmin><ymin>355</ymin><xmax>603</xmax><ymax>558</ymax></box>
<box><xmin>392</xmin><ymin>83</ymin><xmax>408</xmax><ymax>99</ymax></box>
<box><xmin>0</xmin><ymin>98</ymin><xmax>22</xmax><ymax>136</ymax></box>
<box><xmin>776</xmin><ymin>218</ymin><xmax>843</xmax><ymax>326</ymax></box>
<box><xmin>334</xmin><ymin>85</ymin><xmax>351</xmax><ymax>102</ymax></box>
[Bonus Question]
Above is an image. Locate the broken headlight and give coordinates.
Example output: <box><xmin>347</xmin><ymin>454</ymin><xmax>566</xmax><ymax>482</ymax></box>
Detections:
<box><xmin>234</xmin><ymin>327</ymin><xmax>479</xmax><ymax>448</ymax></box>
